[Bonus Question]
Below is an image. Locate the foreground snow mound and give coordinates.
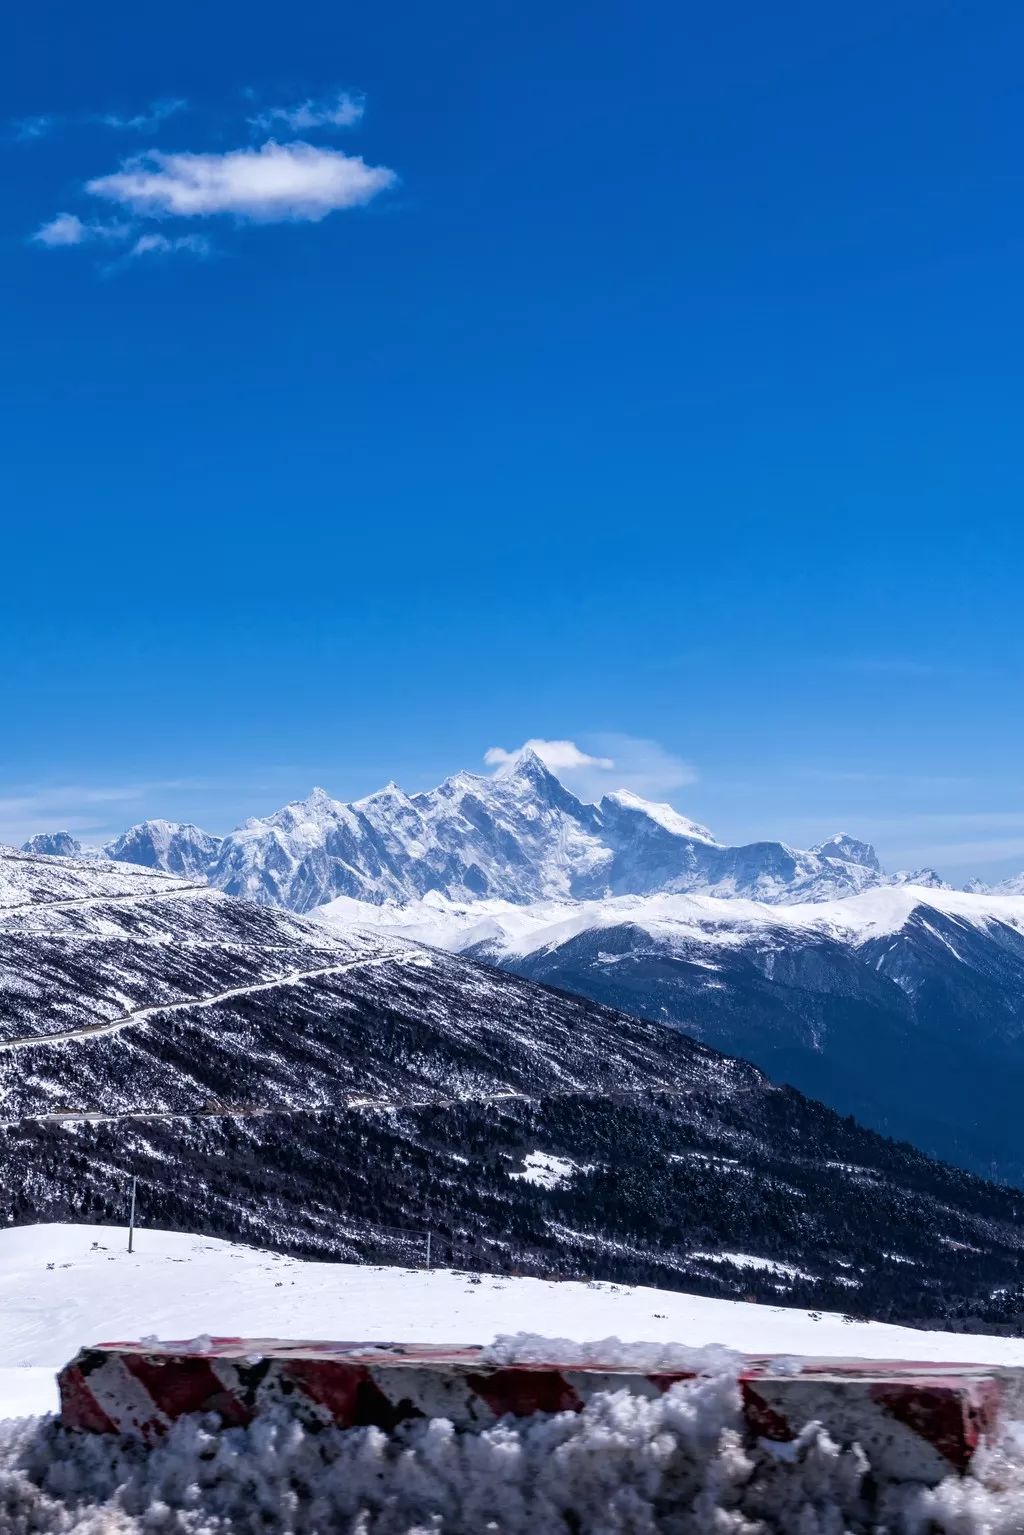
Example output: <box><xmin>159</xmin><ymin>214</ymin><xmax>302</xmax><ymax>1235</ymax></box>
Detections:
<box><xmin>480</xmin><ymin>1332</ymin><xmax>745</xmax><ymax>1373</ymax></box>
<box><xmin>2</xmin><ymin>1385</ymin><xmax>1024</xmax><ymax>1534</ymax></box>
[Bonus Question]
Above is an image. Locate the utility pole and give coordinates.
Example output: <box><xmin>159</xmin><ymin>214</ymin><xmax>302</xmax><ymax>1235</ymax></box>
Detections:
<box><xmin>425</xmin><ymin>1230</ymin><xmax>431</xmax><ymax>1270</ymax></box>
<box><xmin>128</xmin><ymin>1175</ymin><xmax>137</xmax><ymax>1254</ymax></box>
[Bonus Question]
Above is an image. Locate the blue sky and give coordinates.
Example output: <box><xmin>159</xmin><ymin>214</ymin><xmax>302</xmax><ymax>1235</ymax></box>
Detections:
<box><xmin>2</xmin><ymin>0</ymin><xmax>1023</xmax><ymax>880</ymax></box>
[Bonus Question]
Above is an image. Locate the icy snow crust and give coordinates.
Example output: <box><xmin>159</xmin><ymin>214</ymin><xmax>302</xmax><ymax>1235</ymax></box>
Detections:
<box><xmin>0</xmin><ymin>849</ymin><xmax>186</xmax><ymax>913</ymax></box>
<box><xmin>3</xmin><ymin>1231</ymin><xmax>1024</xmax><ymax>1531</ymax></box>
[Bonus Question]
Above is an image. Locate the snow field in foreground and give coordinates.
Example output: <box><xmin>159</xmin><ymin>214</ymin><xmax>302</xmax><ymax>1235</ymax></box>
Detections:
<box><xmin>4</xmin><ymin>1225</ymin><xmax>1024</xmax><ymax>1531</ymax></box>
<box><xmin>5</xmin><ymin>1223</ymin><xmax>1024</xmax><ymax>1419</ymax></box>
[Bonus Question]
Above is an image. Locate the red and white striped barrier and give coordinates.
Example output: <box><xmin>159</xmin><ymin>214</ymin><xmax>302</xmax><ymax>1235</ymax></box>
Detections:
<box><xmin>58</xmin><ymin>1338</ymin><xmax>1016</xmax><ymax>1486</ymax></box>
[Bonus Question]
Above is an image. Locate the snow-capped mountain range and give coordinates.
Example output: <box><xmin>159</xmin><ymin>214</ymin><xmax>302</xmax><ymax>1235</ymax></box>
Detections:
<box><xmin>20</xmin><ymin>746</ymin><xmax>1004</xmax><ymax>911</ymax></box>
<box><xmin>22</xmin><ymin>750</ymin><xmax>1024</xmax><ymax>1184</ymax></box>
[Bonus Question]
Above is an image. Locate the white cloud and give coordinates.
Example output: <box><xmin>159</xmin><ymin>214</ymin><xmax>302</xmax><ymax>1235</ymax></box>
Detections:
<box><xmin>32</xmin><ymin>213</ymin><xmax>87</xmax><ymax>247</ymax></box>
<box><xmin>249</xmin><ymin>91</ymin><xmax>364</xmax><ymax>133</ymax></box>
<box><xmin>485</xmin><ymin>739</ymin><xmax>615</xmax><ymax>773</ymax></box>
<box><xmin>99</xmin><ymin>98</ymin><xmax>189</xmax><ymax>132</ymax></box>
<box><xmin>32</xmin><ymin>212</ymin><xmax>130</xmax><ymax>247</ymax></box>
<box><xmin>86</xmin><ymin>140</ymin><xmax>396</xmax><ymax>222</ymax></box>
<box><xmin>127</xmin><ymin>232</ymin><xmax>211</xmax><ymax>259</ymax></box>
<box><xmin>484</xmin><ymin>734</ymin><xmax>698</xmax><ymax>804</ymax></box>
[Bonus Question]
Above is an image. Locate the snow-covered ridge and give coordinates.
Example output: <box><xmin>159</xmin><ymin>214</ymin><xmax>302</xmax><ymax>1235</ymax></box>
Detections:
<box><xmin>315</xmin><ymin>882</ymin><xmax>1024</xmax><ymax>961</ymax></box>
<box><xmin>0</xmin><ymin>845</ymin><xmax>186</xmax><ymax>912</ymax></box>
<box><xmin>313</xmin><ymin>879</ymin><xmax>1024</xmax><ymax>1187</ymax></box>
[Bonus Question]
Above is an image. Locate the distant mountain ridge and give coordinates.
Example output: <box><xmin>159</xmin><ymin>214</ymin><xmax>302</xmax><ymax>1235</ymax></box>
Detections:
<box><xmin>18</xmin><ymin>747</ymin><xmax>983</xmax><ymax>913</ymax></box>
<box><xmin>320</xmin><ymin>883</ymin><xmax>1024</xmax><ymax>1183</ymax></box>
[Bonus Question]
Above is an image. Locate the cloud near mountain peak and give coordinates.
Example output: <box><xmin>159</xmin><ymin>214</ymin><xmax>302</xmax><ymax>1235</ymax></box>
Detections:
<box><xmin>484</xmin><ymin>735</ymin><xmax>697</xmax><ymax>802</ymax></box>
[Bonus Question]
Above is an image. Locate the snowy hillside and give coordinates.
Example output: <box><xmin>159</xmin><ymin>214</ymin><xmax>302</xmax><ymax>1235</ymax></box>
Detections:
<box><xmin>317</xmin><ymin>883</ymin><xmax>1024</xmax><ymax>1186</ymax></box>
<box><xmin>5</xmin><ymin>1222</ymin><xmax>1024</xmax><ymax>1421</ymax></box>
<box><xmin>0</xmin><ymin>846</ymin><xmax>188</xmax><ymax>912</ymax></box>
<box><xmin>4</xmin><ymin>846</ymin><xmax>1024</xmax><ymax>1325</ymax></box>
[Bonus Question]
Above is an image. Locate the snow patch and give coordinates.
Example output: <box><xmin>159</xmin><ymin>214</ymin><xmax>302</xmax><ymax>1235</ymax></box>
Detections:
<box><xmin>510</xmin><ymin>1152</ymin><xmax>588</xmax><ymax>1189</ymax></box>
<box><xmin>691</xmin><ymin>1252</ymin><xmax>815</xmax><ymax>1282</ymax></box>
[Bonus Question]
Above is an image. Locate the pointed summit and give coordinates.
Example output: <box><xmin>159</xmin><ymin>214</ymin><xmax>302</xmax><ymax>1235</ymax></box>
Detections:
<box><xmin>494</xmin><ymin>744</ymin><xmax>561</xmax><ymax>788</ymax></box>
<box><xmin>303</xmin><ymin>786</ymin><xmax>336</xmax><ymax>809</ymax></box>
<box><xmin>493</xmin><ymin>744</ymin><xmax>587</xmax><ymax>807</ymax></box>
<box><xmin>354</xmin><ymin>779</ymin><xmax>415</xmax><ymax>811</ymax></box>
<box><xmin>812</xmin><ymin>833</ymin><xmax>881</xmax><ymax>873</ymax></box>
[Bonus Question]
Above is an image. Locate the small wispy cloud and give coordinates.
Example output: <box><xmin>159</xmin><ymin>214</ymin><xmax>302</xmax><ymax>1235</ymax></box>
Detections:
<box><xmin>11</xmin><ymin>114</ymin><xmax>54</xmax><ymax>143</ymax></box>
<box><xmin>99</xmin><ymin>98</ymin><xmax>189</xmax><ymax>132</ymax></box>
<box><xmin>31</xmin><ymin>212</ymin><xmax>130</xmax><ymax>247</ymax></box>
<box><xmin>248</xmin><ymin>90</ymin><xmax>364</xmax><ymax>134</ymax></box>
<box><xmin>127</xmin><ymin>231</ymin><xmax>212</xmax><ymax>259</ymax></box>
<box><xmin>86</xmin><ymin>140</ymin><xmax>396</xmax><ymax>222</ymax></box>
<box><xmin>9</xmin><ymin>99</ymin><xmax>188</xmax><ymax>146</ymax></box>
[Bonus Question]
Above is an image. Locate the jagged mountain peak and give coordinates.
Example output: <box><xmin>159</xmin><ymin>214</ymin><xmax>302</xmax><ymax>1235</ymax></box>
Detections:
<box><xmin>379</xmin><ymin>779</ymin><xmax>406</xmax><ymax>796</ymax></box>
<box><xmin>21</xmin><ymin>830</ymin><xmax>82</xmax><ymax>858</ymax></box>
<box><xmin>295</xmin><ymin>785</ymin><xmax>341</xmax><ymax>814</ymax></box>
<box><xmin>890</xmin><ymin>867</ymin><xmax>950</xmax><ymax>889</ymax></box>
<box><xmin>491</xmin><ymin>744</ymin><xmax>559</xmax><ymax>785</ymax></box>
<box><xmin>600</xmin><ymin>789</ymin><xmax>716</xmax><ymax>844</ymax></box>
<box><xmin>811</xmin><ymin>833</ymin><xmax>881</xmax><ymax>872</ymax></box>
<box><xmin>29</xmin><ymin>761</ymin><xmax>909</xmax><ymax>913</ymax></box>
<box><xmin>105</xmin><ymin>819</ymin><xmax>222</xmax><ymax>879</ymax></box>
<box><xmin>424</xmin><ymin>768</ymin><xmax>488</xmax><ymax>800</ymax></box>
<box><xmin>245</xmin><ymin>786</ymin><xmax>350</xmax><ymax>832</ymax></box>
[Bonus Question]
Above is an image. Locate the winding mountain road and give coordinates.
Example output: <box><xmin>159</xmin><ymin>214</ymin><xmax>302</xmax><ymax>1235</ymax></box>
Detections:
<box><xmin>0</xmin><ymin>880</ymin><xmax>211</xmax><ymax>918</ymax></box>
<box><xmin>9</xmin><ymin>1080</ymin><xmax>696</xmax><ymax>1130</ymax></box>
<box><xmin>0</xmin><ymin>945</ymin><xmax>416</xmax><ymax>1053</ymax></box>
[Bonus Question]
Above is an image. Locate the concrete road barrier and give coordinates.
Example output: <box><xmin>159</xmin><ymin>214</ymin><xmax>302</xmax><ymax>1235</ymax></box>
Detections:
<box><xmin>58</xmin><ymin>1338</ymin><xmax>1016</xmax><ymax>1486</ymax></box>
